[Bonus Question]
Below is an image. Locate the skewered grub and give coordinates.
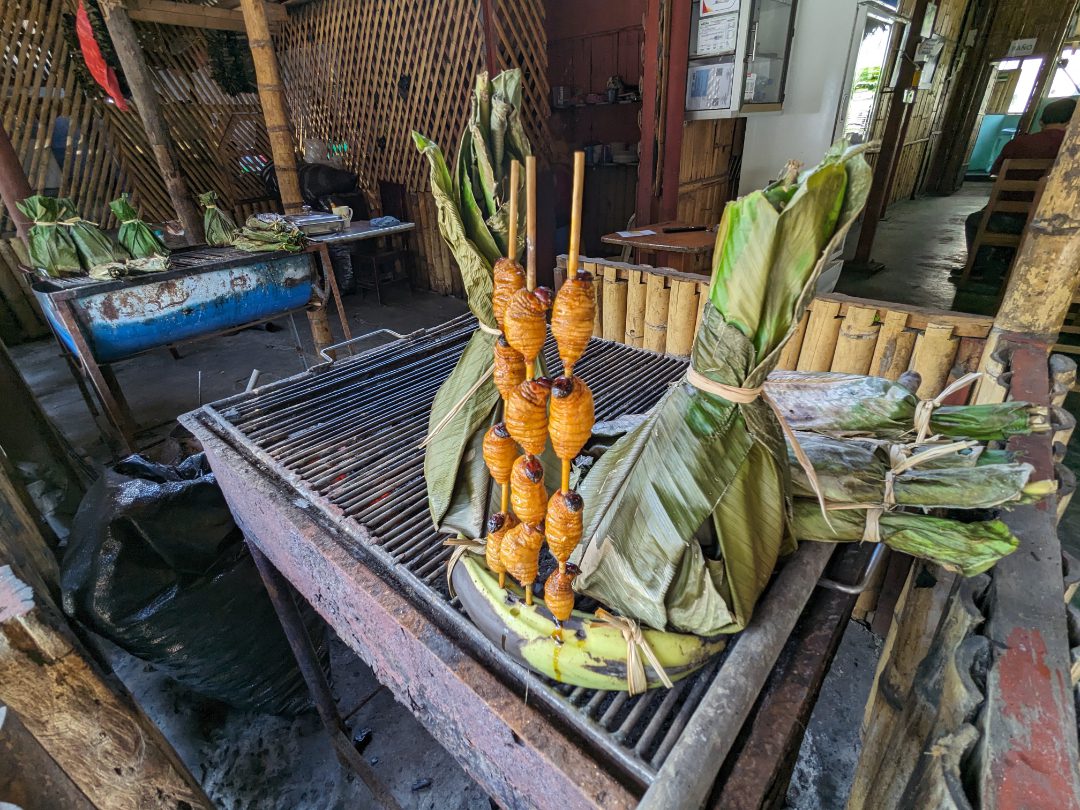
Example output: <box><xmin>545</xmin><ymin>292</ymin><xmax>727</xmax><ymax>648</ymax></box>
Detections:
<box><xmin>506</xmin><ymin>378</ymin><xmax>552</xmax><ymax>455</ymax></box>
<box><xmin>549</xmin><ymin>376</ymin><xmax>594</xmax><ymax>461</ymax></box>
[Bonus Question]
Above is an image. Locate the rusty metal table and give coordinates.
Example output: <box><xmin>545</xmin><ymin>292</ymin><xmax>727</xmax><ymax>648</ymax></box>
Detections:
<box><xmin>180</xmin><ymin>317</ymin><xmax>871</xmax><ymax>808</ymax></box>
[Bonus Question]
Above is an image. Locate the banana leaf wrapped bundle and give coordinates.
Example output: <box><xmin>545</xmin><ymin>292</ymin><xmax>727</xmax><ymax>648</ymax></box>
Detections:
<box><xmin>109</xmin><ymin>194</ymin><xmax>169</xmax><ymax>259</ymax></box>
<box><xmin>574</xmin><ymin>143</ymin><xmax>873</xmax><ymax>636</ymax></box>
<box><xmin>413</xmin><ymin>70</ymin><xmax>532</xmax><ymax>538</ymax></box>
<box><xmin>233</xmin><ymin>214</ymin><xmax>307</xmax><ymax>253</ymax></box>
<box><xmin>16</xmin><ymin>195</ymin><xmax>81</xmax><ymax>276</ymax></box>
<box><xmin>786</xmin><ymin>432</ymin><xmax>1048</xmax><ymax>510</ymax></box>
<box><xmin>792</xmin><ymin>501</ymin><xmax>1018</xmax><ymax>577</ymax></box>
<box><xmin>58</xmin><ymin>198</ymin><xmax>128</xmax><ymax>272</ymax></box>
<box><xmin>765</xmin><ymin>371</ymin><xmax>1050</xmax><ymax>440</ymax></box>
<box><xmin>89</xmin><ymin>256</ymin><xmax>170</xmax><ymax>280</ymax></box>
<box><xmin>199</xmin><ymin>191</ymin><xmax>238</xmax><ymax>247</ymax></box>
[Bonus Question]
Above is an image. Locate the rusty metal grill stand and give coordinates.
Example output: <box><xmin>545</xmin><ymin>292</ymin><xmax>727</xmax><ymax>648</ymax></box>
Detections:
<box><xmin>182</xmin><ymin>315</ymin><xmax>869</xmax><ymax>808</ymax></box>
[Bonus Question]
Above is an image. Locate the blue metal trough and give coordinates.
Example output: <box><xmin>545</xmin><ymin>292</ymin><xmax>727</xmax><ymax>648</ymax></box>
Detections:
<box><xmin>33</xmin><ymin>246</ymin><xmax>317</xmax><ymax>364</ymax></box>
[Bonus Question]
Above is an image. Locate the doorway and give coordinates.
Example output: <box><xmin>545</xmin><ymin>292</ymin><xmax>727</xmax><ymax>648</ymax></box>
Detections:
<box><xmin>966</xmin><ymin>57</ymin><xmax>1045</xmax><ymax>176</ymax></box>
<box><xmin>836</xmin><ymin>2</ymin><xmax>899</xmax><ymax>144</ymax></box>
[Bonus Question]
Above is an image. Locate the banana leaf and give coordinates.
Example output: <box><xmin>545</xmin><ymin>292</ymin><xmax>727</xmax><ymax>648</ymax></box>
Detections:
<box><xmin>765</xmin><ymin>371</ymin><xmax>1048</xmax><ymax>440</ymax></box>
<box><xmin>199</xmin><ymin>190</ymin><xmax>238</xmax><ymax>247</ymax></box>
<box><xmin>792</xmin><ymin>500</ymin><xmax>1019</xmax><ymax>577</ymax></box>
<box><xmin>413</xmin><ymin>69</ymin><xmax>531</xmax><ymax>536</ymax></box>
<box><xmin>575</xmin><ymin>143</ymin><xmax>872</xmax><ymax>635</ymax></box>
<box><xmin>109</xmin><ymin>194</ymin><xmax>169</xmax><ymax>259</ymax></box>
<box><xmin>17</xmin><ymin>195</ymin><xmax>81</xmax><ymax>276</ymax></box>
<box><xmin>58</xmin><ymin>198</ymin><xmax>128</xmax><ymax>271</ymax></box>
<box><xmin>786</xmin><ymin>432</ymin><xmax>1036</xmax><ymax>509</ymax></box>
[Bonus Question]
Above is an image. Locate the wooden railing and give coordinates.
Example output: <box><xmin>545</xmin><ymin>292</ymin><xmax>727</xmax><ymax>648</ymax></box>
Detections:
<box><xmin>557</xmin><ymin>255</ymin><xmax>993</xmax><ymax>399</ymax></box>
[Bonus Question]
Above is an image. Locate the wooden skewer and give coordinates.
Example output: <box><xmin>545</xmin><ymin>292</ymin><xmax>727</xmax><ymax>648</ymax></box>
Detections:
<box><xmin>499</xmin><ymin>572</ymin><xmax>506</xmax><ymax>589</ymax></box>
<box><xmin>561</xmin><ymin>151</ymin><xmax>586</xmax><ymax>494</ymax></box>
<box><xmin>567</xmin><ymin>150</ymin><xmax>584</xmax><ymax>278</ymax></box>
<box><xmin>501</xmin><ymin>483</ymin><xmax>509</xmax><ymax>512</ymax></box>
<box><xmin>526</xmin><ymin>155</ymin><xmax>537</xmax><ymax>292</ymax></box>
<box><xmin>508</xmin><ymin>160</ymin><xmax>520</xmax><ymax>263</ymax></box>
<box><xmin>525</xmin><ymin>589</ymin><xmax>533</xmax><ymax>606</ymax></box>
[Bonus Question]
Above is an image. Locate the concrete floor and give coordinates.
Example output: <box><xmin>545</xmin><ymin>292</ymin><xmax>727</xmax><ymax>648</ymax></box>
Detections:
<box><xmin>835</xmin><ymin>183</ymin><xmax>989</xmax><ymax>310</ymax></box>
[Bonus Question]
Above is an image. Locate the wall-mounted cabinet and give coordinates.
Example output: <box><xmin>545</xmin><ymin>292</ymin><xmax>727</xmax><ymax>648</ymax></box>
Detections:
<box><xmin>685</xmin><ymin>0</ymin><xmax>798</xmax><ymax>119</ymax></box>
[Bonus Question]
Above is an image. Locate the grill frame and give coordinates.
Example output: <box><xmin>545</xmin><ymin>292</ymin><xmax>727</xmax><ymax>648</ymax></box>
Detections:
<box><xmin>182</xmin><ymin>315</ymin><xmax>861</xmax><ymax>805</ymax></box>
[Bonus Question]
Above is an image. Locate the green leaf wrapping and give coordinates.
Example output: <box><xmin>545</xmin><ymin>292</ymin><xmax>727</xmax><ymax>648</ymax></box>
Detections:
<box><xmin>765</xmin><ymin>371</ymin><xmax>1045</xmax><ymax>440</ymax></box>
<box><xmin>787</xmin><ymin>433</ymin><xmax>1035</xmax><ymax>509</ymax></box>
<box><xmin>199</xmin><ymin>191</ymin><xmax>239</xmax><ymax>247</ymax></box>
<box><xmin>59</xmin><ymin>198</ymin><xmax>128</xmax><ymax>271</ymax></box>
<box><xmin>792</xmin><ymin>500</ymin><xmax>1019</xmax><ymax>577</ymax></box>
<box><xmin>109</xmin><ymin>194</ymin><xmax>169</xmax><ymax>259</ymax></box>
<box><xmin>413</xmin><ymin>69</ymin><xmax>531</xmax><ymax>535</ymax></box>
<box><xmin>17</xmin><ymin>195</ymin><xmax>82</xmax><ymax>276</ymax></box>
<box><xmin>574</xmin><ymin>143</ymin><xmax>872</xmax><ymax>635</ymax></box>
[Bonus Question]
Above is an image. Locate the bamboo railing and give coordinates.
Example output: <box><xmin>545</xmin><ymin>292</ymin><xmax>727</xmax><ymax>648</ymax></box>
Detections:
<box><xmin>556</xmin><ymin>255</ymin><xmax>994</xmax><ymax>398</ymax></box>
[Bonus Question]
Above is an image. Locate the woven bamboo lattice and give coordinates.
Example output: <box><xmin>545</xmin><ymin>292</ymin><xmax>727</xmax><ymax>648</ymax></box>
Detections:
<box><xmin>276</xmin><ymin>0</ymin><xmax>550</xmax><ymax>293</ymax></box>
<box><xmin>0</xmin><ymin>0</ymin><xmax>278</xmax><ymax>229</ymax></box>
<box><xmin>277</xmin><ymin>0</ymin><xmax>550</xmax><ymax>196</ymax></box>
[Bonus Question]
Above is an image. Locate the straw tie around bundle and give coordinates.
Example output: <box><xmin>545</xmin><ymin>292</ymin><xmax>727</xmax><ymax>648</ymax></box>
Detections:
<box><xmin>443</xmin><ymin>536</ymin><xmax>487</xmax><ymax>598</ymax></box>
<box><xmin>686</xmin><ymin>365</ymin><xmax>831</xmax><ymax>524</ymax></box>
<box><xmin>825</xmin><ymin>439</ymin><xmax>979</xmax><ymax>542</ymax></box>
<box><xmin>912</xmin><ymin>372</ymin><xmax>982</xmax><ymax>444</ymax></box>
<box><xmin>593</xmin><ymin>609</ymin><xmax>674</xmax><ymax>695</ymax></box>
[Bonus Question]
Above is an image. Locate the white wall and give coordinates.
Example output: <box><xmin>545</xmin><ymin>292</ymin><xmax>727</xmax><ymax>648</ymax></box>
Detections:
<box><xmin>738</xmin><ymin>0</ymin><xmax>860</xmax><ymax>194</ymax></box>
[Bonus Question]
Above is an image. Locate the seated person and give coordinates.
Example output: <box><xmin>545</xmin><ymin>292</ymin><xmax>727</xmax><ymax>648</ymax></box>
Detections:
<box><xmin>963</xmin><ymin>97</ymin><xmax>1076</xmax><ymax>277</ymax></box>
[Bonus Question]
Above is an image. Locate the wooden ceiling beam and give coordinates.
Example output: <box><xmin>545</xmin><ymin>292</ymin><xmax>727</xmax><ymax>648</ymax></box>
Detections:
<box><xmin>125</xmin><ymin>0</ymin><xmax>286</xmax><ymax>33</ymax></box>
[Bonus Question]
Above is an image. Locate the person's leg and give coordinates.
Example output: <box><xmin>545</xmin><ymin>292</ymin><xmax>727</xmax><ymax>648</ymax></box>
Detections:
<box><xmin>965</xmin><ymin>208</ymin><xmax>986</xmax><ymax>251</ymax></box>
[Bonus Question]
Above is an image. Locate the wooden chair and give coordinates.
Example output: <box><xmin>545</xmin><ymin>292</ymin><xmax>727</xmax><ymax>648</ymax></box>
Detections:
<box><xmin>958</xmin><ymin>157</ymin><xmax>1055</xmax><ymax>284</ymax></box>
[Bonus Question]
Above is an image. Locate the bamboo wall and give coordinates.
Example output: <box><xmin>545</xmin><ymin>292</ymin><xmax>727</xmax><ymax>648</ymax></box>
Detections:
<box><xmin>275</xmin><ymin>0</ymin><xmax>550</xmax><ymax>295</ymax></box>
<box><xmin>676</xmin><ymin>118</ymin><xmax>744</xmax><ymax>226</ymax></box>
<box><xmin>556</xmin><ymin>255</ymin><xmax>993</xmax><ymax>397</ymax></box>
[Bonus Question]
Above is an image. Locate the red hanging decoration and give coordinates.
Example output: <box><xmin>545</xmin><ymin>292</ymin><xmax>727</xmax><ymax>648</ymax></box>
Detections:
<box><xmin>75</xmin><ymin>0</ymin><xmax>128</xmax><ymax>111</ymax></box>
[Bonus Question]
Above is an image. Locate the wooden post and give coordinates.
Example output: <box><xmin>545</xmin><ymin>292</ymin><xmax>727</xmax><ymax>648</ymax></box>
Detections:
<box><xmin>0</xmin><ymin>122</ymin><xmax>31</xmax><ymax>241</ymax></box>
<box><xmin>239</xmin><ymin>0</ymin><xmax>303</xmax><ymax>214</ymax></box>
<box><xmin>98</xmin><ymin>1</ymin><xmax>204</xmax><ymax>245</ymax></box>
<box><xmin>848</xmin><ymin>0</ymin><xmax>932</xmax><ymax>269</ymax></box>
<box><xmin>0</xmin><ymin>566</ymin><xmax>212</xmax><ymax>809</ymax></box>
<box><xmin>974</xmin><ymin>108</ymin><xmax>1080</xmax><ymax>404</ymax></box>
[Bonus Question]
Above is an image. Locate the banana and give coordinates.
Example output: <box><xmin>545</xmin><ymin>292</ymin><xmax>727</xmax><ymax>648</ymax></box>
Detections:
<box><xmin>453</xmin><ymin>554</ymin><xmax>726</xmax><ymax>691</ymax></box>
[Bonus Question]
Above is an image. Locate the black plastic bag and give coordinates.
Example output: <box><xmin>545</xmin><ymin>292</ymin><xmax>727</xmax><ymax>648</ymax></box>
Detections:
<box><xmin>61</xmin><ymin>454</ymin><xmax>319</xmax><ymax>715</ymax></box>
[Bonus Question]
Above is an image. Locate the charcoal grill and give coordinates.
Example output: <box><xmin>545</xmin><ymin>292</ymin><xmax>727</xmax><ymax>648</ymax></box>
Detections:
<box><xmin>181</xmin><ymin>314</ymin><xmax>869</xmax><ymax>808</ymax></box>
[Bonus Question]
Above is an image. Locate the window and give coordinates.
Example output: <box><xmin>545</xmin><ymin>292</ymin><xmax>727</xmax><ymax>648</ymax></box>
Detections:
<box><xmin>1048</xmin><ymin>47</ymin><xmax>1080</xmax><ymax>99</ymax></box>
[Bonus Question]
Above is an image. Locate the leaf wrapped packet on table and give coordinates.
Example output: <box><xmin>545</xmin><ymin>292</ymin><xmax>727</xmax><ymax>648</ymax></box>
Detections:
<box><xmin>59</xmin><ymin>198</ymin><xmax>128</xmax><ymax>272</ymax></box>
<box><xmin>109</xmin><ymin>193</ymin><xmax>169</xmax><ymax>259</ymax></box>
<box><xmin>16</xmin><ymin>195</ymin><xmax>82</xmax><ymax>276</ymax></box>
<box><xmin>199</xmin><ymin>190</ymin><xmax>238</xmax><ymax>247</ymax></box>
<box><xmin>764</xmin><ymin>370</ymin><xmax>1050</xmax><ymax>440</ymax></box>
<box><xmin>412</xmin><ymin>69</ymin><xmax>533</xmax><ymax>539</ymax></box>
<box><xmin>89</xmin><ymin>256</ymin><xmax>170</xmax><ymax>280</ymax></box>
<box><xmin>573</xmin><ymin>144</ymin><xmax>874</xmax><ymax>636</ymax></box>
<box><xmin>233</xmin><ymin>213</ymin><xmax>307</xmax><ymax>253</ymax></box>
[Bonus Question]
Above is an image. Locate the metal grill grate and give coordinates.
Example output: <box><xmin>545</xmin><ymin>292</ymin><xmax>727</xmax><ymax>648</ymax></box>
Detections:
<box><xmin>203</xmin><ymin>314</ymin><xmax>737</xmax><ymax>786</ymax></box>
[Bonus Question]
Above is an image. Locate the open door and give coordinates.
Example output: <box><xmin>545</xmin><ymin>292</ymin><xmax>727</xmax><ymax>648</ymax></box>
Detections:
<box><xmin>835</xmin><ymin>2</ymin><xmax>899</xmax><ymax>144</ymax></box>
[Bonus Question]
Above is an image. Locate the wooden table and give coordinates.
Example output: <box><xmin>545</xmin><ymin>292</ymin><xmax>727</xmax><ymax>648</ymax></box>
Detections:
<box><xmin>307</xmin><ymin>219</ymin><xmax>415</xmax><ymax>245</ymax></box>
<box><xmin>601</xmin><ymin>221</ymin><xmax>716</xmax><ymax>273</ymax></box>
<box><xmin>310</xmin><ymin>220</ymin><xmax>415</xmax><ymax>304</ymax></box>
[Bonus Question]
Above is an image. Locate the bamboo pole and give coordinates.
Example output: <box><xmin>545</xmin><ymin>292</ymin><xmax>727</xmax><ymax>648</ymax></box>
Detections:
<box><xmin>508</xmin><ymin>160</ymin><xmax>520</xmax><ymax>262</ymax></box>
<box><xmin>974</xmin><ymin>109</ymin><xmax>1080</xmax><ymax>404</ymax></box>
<box><xmin>98</xmin><ymin>1</ymin><xmax>203</xmax><ymax>244</ymax></box>
<box><xmin>561</xmin><ymin>152</ymin><xmax>585</xmax><ymax>494</ymax></box>
<box><xmin>624</xmin><ymin>269</ymin><xmax>647</xmax><ymax>348</ymax></box>
<box><xmin>526</xmin><ymin>156</ymin><xmax>538</xmax><ymax>290</ymax></box>
<box><xmin>239</xmin><ymin>0</ymin><xmax>302</xmax><ymax>214</ymax></box>
<box><xmin>602</xmin><ymin>266</ymin><xmax>628</xmax><ymax>342</ymax></box>
<box><xmin>0</xmin><ymin>122</ymin><xmax>31</xmax><ymax>241</ymax></box>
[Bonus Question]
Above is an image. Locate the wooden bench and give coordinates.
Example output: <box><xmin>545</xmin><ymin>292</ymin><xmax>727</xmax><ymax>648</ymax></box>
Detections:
<box><xmin>557</xmin><ymin>255</ymin><xmax>994</xmax><ymax>399</ymax></box>
<box><xmin>958</xmin><ymin>157</ymin><xmax>1055</xmax><ymax>284</ymax></box>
